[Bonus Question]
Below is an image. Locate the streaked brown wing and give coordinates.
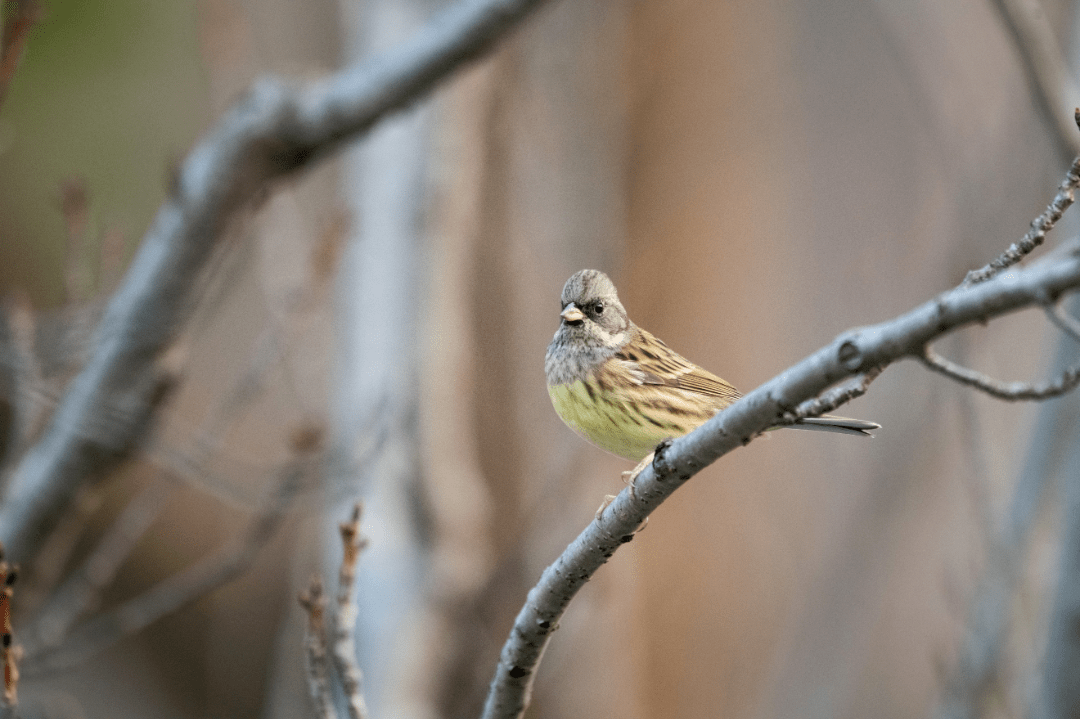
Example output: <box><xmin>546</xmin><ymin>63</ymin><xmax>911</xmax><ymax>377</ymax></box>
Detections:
<box><xmin>614</xmin><ymin>328</ymin><xmax>741</xmax><ymax>404</ymax></box>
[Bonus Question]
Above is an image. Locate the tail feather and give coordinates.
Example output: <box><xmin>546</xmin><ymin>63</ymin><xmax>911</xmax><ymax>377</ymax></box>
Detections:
<box><xmin>790</xmin><ymin>415</ymin><xmax>880</xmax><ymax>437</ymax></box>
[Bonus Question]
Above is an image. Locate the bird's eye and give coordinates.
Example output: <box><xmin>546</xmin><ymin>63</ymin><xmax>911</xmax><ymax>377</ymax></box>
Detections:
<box><xmin>593</xmin><ymin>301</ymin><xmax>605</xmax><ymax>315</ymax></box>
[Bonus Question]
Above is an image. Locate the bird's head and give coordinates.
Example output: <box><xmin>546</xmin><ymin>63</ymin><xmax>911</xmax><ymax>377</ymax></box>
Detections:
<box><xmin>556</xmin><ymin>269</ymin><xmax>633</xmax><ymax>349</ymax></box>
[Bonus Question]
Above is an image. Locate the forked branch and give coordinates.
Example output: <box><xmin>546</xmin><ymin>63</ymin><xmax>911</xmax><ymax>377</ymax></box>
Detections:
<box><xmin>299</xmin><ymin>503</ymin><xmax>370</xmax><ymax>719</ymax></box>
<box><xmin>919</xmin><ymin>346</ymin><xmax>1080</xmax><ymax>400</ymax></box>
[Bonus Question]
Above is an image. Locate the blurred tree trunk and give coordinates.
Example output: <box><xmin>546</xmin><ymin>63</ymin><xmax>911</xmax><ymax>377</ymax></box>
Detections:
<box><xmin>331</xmin><ymin>0</ymin><xmax>440</xmax><ymax>717</ymax></box>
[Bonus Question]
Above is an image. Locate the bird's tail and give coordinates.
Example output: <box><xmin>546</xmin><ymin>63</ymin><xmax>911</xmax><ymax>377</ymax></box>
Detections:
<box><xmin>790</xmin><ymin>415</ymin><xmax>880</xmax><ymax>437</ymax></box>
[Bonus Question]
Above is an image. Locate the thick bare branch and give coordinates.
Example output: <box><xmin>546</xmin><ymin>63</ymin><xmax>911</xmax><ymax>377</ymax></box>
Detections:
<box><xmin>481</xmin><ymin>248</ymin><xmax>1080</xmax><ymax>719</ymax></box>
<box><xmin>0</xmin><ymin>0</ymin><xmax>554</xmax><ymax>562</ymax></box>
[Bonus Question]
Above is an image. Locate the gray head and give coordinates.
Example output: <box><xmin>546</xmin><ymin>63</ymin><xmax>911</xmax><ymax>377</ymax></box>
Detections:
<box><xmin>545</xmin><ymin>270</ymin><xmax>635</xmax><ymax>384</ymax></box>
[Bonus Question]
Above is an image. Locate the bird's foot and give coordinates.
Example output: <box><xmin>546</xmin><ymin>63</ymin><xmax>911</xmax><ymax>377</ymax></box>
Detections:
<box><xmin>595</xmin><ymin>494</ymin><xmax>617</xmax><ymax>520</ymax></box>
<box><xmin>621</xmin><ymin>451</ymin><xmax>654</xmax><ymax>499</ymax></box>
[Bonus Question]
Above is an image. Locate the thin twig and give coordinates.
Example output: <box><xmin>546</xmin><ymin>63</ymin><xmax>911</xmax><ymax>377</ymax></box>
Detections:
<box><xmin>481</xmin><ymin>247</ymin><xmax>1080</xmax><ymax>719</ymax></box>
<box><xmin>300</xmin><ymin>578</ymin><xmax>338</xmax><ymax>719</ymax></box>
<box><xmin>963</xmin><ymin>153</ymin><xmax>1080</xmax><ymax>286</ymax></box>
<box><xmin>776</xmin><ymin>368</ymin><xmax>883</xmax><ymax>426</ymax></box>
<box><xmin>919</xmin><ymin>346</ymin><xmax>1080</xmax><ymax>400</ymax></box>
<box><xmin>0</xmin><ymin>0</ymin><xmax>555</xmax><ymax>562</ymax></box>
<box><xmin>331</xmin><ymin>503</ymin><xmax>370</xmax><ymax>719</ymax></box>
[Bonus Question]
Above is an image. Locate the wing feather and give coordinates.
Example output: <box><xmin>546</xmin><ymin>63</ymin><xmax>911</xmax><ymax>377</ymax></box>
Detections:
<box><xmin>613</xmin><ymin>328</ymin><xmax>741</xmax><ymax>406</ymax></box>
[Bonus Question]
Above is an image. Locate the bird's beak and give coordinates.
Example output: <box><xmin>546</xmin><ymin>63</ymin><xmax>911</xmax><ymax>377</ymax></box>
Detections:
<box><xmin>561</xmin><ymin>303</ymin><xmax>585</xmax><ymax>322</ymax></box>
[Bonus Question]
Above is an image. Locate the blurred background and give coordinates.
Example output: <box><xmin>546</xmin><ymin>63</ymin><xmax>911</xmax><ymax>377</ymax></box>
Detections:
<box><xmin>0</xmin><ymin>0</ymin><xmax>1077</xmax><ymax>717</ymax></box>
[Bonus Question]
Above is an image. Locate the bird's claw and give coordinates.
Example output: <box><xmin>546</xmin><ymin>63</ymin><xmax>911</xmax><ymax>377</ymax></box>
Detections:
<box><xmin>621</xmin><ymin>451</ymin><xmax>654</xmax><ymax>499</ymax></box>
<box><xmin>595</xmin><ymin>494</ymin><xmax>617</xmax><ymax>520</ymax></box>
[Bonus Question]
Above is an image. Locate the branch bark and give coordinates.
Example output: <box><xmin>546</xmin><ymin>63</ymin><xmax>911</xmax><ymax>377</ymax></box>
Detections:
<box><xmin>0</xmin><ymin>0</ymin><xmax>555</xmax><ymax>562</ymax></box>
<box><xmin>331</xmin><ymin>504</ymin><xmax>369</xmax><ymax>719</ymax></box>
<box><xmin>299</xmin><ymin>578</ymin><xmax>338</xmax><ymax>719</ymax></box>
<box><xmin>481</xmin><ymin>246</ymin><xmax>1080</xmax><ymax>719</ymax></box>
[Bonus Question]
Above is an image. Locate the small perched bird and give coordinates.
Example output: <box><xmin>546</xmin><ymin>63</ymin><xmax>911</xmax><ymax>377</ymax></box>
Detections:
<box><xmin>545</xmin><ymin>270</ymin><xmax>879</xmax><ymax>478</ymax></box>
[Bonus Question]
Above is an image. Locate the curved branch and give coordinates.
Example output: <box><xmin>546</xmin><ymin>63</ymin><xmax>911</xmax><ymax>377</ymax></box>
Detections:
<box><xmin>0</xmin><ymin>0</ymin><xmax>553</xmax><ymax>561</ymax></box>
<box><xmin>919</xmin><ymin>346</ymin><xmax>1080</xmax><ymax>400</ymax></box>
<box><xmin>481</xmin><ymin>249</ymin><xmax>1080</xmax><ymax>719</ymax></box>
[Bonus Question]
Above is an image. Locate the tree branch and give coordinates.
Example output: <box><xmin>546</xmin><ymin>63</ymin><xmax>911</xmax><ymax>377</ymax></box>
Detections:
<box><xmin>775</xmin><ymin>368</ymin><xmax>882</xmax><ymax>426</ymax></box>
<box><xmin>481</xmin><ymin>246</ymin><xmax>1080</xmax><ymax>719</ymax></box>
<box><xmin>0</xmin><ymin>0</ymin><xmax>555</xmax><ymax>562</ymax></box>
<box><xmin>918</xmin><ymin>346</ymin><xmax>1080</xmax><ymax>400</ymax></box>
<box><xmin>331</xmin><ymin>503</ymin><xmax>369</xmax><ymax>719</ymax></box>
<box><xmin>963</xmin><ymin>153</ymin><xmax>1080</xmax><ymax>285</ymax></box>
<box><xmin>300</xmin><ymin>578</ymin><xmax>338</xmax><ymax>719</ymax></box>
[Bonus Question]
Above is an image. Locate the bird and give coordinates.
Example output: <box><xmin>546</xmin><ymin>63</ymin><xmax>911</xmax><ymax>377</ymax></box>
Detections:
<box><xmin>545</xmin><ymin>269</ymin><xmax>879</xmax><ymax>484</ymax></box>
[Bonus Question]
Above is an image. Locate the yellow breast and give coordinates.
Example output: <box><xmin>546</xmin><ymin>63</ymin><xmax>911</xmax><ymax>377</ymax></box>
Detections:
<box><xmin>547</xmin><ymin>379</ymin><xmax>696</xmax><ymax>461</ymax></box>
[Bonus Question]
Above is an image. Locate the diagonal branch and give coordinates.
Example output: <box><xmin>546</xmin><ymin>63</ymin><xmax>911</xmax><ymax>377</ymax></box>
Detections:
<box><xmin>0</xmin><ymin>0</ymin><xmax>555</xmax><ymax>562</ymax></box>
<box><xmin>480</xmin><ymin>247</ymin><xmax>1080</xmax><ymax>719</ymax></box>
<box><xmin>963</xmin><ymin>153</ymin><xmax>1080</xmax><ymax>285</ymax></box>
